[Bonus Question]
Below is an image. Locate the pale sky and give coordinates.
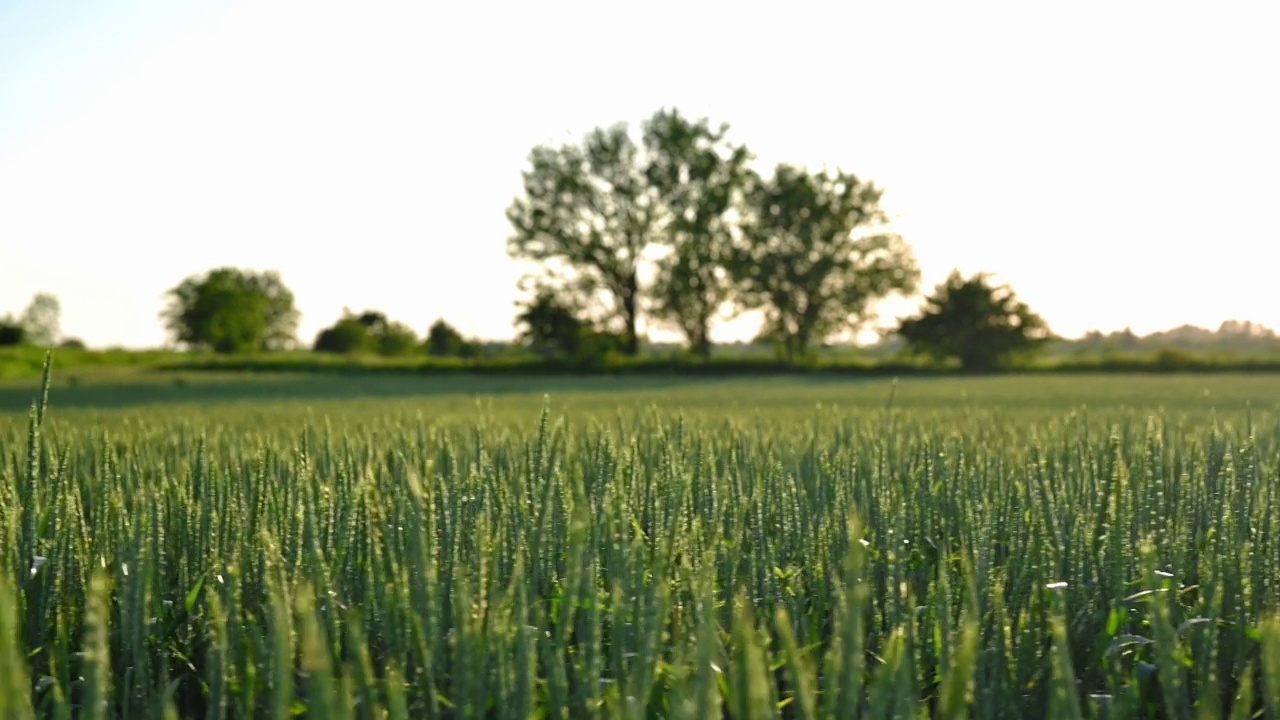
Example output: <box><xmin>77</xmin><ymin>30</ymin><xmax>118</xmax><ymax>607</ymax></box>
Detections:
<box><xmin>2</xmin><ymin>1</ymin><xmax>1277</xmax><ymax>349</ymax></box>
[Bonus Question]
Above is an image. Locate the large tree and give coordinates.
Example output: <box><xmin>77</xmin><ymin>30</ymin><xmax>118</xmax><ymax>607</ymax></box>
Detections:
<box><xmin>897</xmin><ymin>270</ymin><xmax>1051</xmax><ymax>370</ymax></box>
<box><xmin>642</xmin><ymin>108</ymin><xmax>752</xmax><ymax>359</ymax></box>
<box><xmin>732</xmin><ymin>164</ymin><xmax>919</xmax><ymax>360</ymax></box>
<box><xmin>162</xmin><ymin>267</ymin><xmax>299</xmax><ymax>353</ymax></box>
<box><xmin>507</xmin><ymin>123</ymin><xmax>660</xmax><ymax>355</ymax></box>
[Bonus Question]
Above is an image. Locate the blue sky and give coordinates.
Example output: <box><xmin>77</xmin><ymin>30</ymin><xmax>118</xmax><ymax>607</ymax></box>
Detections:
<box><xmin>2</xmin><ymin>1</ymin><xmax>1278</xmax><ymax>348</ymax></box>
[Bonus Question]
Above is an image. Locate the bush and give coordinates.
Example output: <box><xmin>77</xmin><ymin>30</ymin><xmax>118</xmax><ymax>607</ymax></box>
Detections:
<box><xmin>377</xmin><ymin>323</ymin><xmax>420</xmax><ymax>357</ymax></box>
<box><xmin>314</xmin><ymin>319</ymin><xmax>375</xmax><ymax>354</ymax></box>
<box><xmin>426</xmin><ymin>319</ymin><xmax>469</xmax><ymax>357</ymax></box>
<box><xmin>315</xmin><ymin>310</ymin><xmax>421</xmax><ymax>357</ymax></box>
<box><xmin>0</xmin><ymin>321</ymin><xmax>26</xmax><ymax>346</ymax></box>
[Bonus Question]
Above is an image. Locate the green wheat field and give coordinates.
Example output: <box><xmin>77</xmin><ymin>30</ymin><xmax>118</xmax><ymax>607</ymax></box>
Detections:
<box><xmin>3</xmin><ymin>365</ymin><xmax>1280</xmax><ymax>718</ymax></box>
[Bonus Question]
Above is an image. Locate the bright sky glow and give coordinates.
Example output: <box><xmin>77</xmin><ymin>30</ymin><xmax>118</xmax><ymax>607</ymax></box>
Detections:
<box><xmin>2</xmin><ymin>1</ymin><xmax>1277</xmax><ymax>348</ymax></box>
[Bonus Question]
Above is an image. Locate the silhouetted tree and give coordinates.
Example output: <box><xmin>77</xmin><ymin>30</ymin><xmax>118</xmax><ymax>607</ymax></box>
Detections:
<box><xmin>1218</xmin><ymin>320</ymin><xmax>1274</xmax><ymax>339</ymax></box>
<box><xmin>19</xmin><ymin>293</ymin><xmax>61</xmax><ymax>346</ymax></box>
<box><xmin>425</xmin><ymin>319</ymin><xmax>469</xmax><ymax>357</ymax></box>
<box><xmin>507</xmin><ymin>122</ymin><xmax>659</xmax><ymax>355</ymax></box>
<box><xmin>376</xmin><ymin>322</ymin><xmax>419</xmax><ymax>357</ymax></box>
<box><xmin>643</xmin><ymin>108</ymin><xmax>752</xmax><ymax>359</ymax></box>
<box><xmin>314</xmin><ymin>317</ymin><xmax>375</xmax><ymax>354</ymax></box>
<box><xmin>162</xmin><ymin>268</ymin><xmax>299</xmax><ymax>353</ymax></box>
<box><xmin>355</xmin><ymin>311</ymin><xmax>389</xmax><ymax>333</ymax></box>
<box><xmin>315</xmin><ymin>308</ymin><xmax>419</xmax><ymax>356</ymax></box>
<box><xmin>515</xmin><ymin>291</ymin><xmax>589</xmax><ymax>357</ymax></box>
<box><xmin>731</xmin><ymin>165</ymin><xmax>919</xmax><ymax>360</ymax></box>
<box><xmin>897</xmin><ymin>271</ymin><xmax>1050</xmax><ymax>370</ymax></box>
<box><xmin>0</xmin><ymin>319</ymin><xmax>25</xmax><ymax>346</ymax></box>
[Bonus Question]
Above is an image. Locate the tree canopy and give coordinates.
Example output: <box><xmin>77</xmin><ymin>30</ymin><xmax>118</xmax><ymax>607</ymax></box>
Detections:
<box><xmin>162</xmin><ymin>268</ymin><xmax>299</xmax><ymax>353</ymax></box>
<box><xmin>896</xmin><ymin>270</ymin><xmax>1051</xmax><ymax>370</ymax></box>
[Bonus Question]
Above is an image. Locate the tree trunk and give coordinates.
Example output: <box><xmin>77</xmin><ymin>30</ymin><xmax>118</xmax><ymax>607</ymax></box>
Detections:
<box><xmin>694</xmin><ymin>333</ymin><xmax>711</xmax><ymax>360</ymax></box>
<box><xmin>623</xmin><ymin>273</ymin><xmax>640</xmax><ymax>356</ymax></box>
<box><xmin>690</xmin><ymin>310</ymin><xmax>712</xmax><ymax>360</ymax></box>
<box><xmin>791</xmin><ymin>326</ymin><xmax>811</xmax><ymax>363</ymax></box>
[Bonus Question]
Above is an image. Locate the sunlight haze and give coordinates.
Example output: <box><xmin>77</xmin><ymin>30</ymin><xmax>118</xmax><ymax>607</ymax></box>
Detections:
<box><xmin>2</xmin><ymin>1</ymin><xmax>1277</xmax><ymax>349</ymax></box>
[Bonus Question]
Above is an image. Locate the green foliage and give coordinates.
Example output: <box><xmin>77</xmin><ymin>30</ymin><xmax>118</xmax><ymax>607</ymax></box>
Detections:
<box><xmin>314</xmin><ymin>309</ymin><xmax>419</xmax><ymax>357</ymax></box>
<box><xmin>897</xmin><ymin>270</ymin><xmax>1051</xmax><ymax>370</ymax></box>
<box><xmin>365</xmin><ymin>314</ymin><xmax>420</xmax><ymax>357</ymax></box>
<box><xmin>514</xmin><ymin>289</ymin><xmax>588</xmax><ymax>357</ymax></box>
<box><xmin>161</xmin><ymin>267</ymin><xmax>299</xmax><ymax>353</ymax></box>
<box><xmin>18</xmin><ymin>343</ymin><xmax>1280</xmax><ymax>387</ymax></box>
<box><xmin>0</xmin><ymin>319</ymin><xmax>25</xmax><ymax>347</ymax></box>
<box><xmin>732</xmin><ymin>164</ymin><xmax>920</xmax><ymax>360</ymax></box>
<box><xmin>425</xmin><ymin>318</ymin><xmax>473</xmax><ymax>358</ymax></box>
<box><xmin>379</xmin><ymin>326</ymin><xmax>421</xmax><ymax>357</ymax></box>
<box><xmin>313</xmin><ymin>317</ymin><xmax>375</xmax><ymax>354</ymax></box>
<box><xmin>0</xmin><ymin>345</ymin><xmax>195</xmax><ymax>380</ymax></box>
<box><xmin>3</xmin><ymin>367</ymin><xmax>1280</xmax><ymax>717</ymax></box>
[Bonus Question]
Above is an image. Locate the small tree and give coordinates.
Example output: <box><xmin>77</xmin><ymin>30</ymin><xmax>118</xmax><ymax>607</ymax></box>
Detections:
<box><xmin>314</xmin><ymin>318</ymin><xmax>375</xmax><ymax>354</ymax></box>
<box><xmin>162</xmin><ymin>268</ymin><xmax>299</xmax><ymax>353</ymax></box>
<box><xmin>354</xmin><ymin>312</ymin><xmax>419</xmax><ymax>356</ymax></box>
<box><xmin>896</xmin><ymin>270</ymin><xmax>1051</xmax><ymax>370</ymax></box>
<box><xmin>425</xmin><ymin>319</ymin><xmax>468</xmax><ymax>357</ymax></box>
<box><xmin>0</xmin><ymin>318</ymin><xmax>25</xmax><ymax>346</ymax></box>
<box><xmin>514</xmin><ymin>291</ymin><xmax>588</xmax><ymax>357</ymax></box>
<box><xmin>19</xmin><ymin>293</ymin><xmax>61</xmax><ymax>346</ymax></box>
<box><xmin>315</xmin><ymin>309</ymin><xmax>420</xmax><ymax>356</ymax></box>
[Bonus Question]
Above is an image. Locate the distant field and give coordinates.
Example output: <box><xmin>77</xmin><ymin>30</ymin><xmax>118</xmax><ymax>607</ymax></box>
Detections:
<box><xmin>3</xmin><ymin>369</ymin><xmax>1279</xmax><ymax>420</ymax></box>
<box><xmin>2</xmin><ymin>370</ymin><xmax>1280</xmax><ymax>717</ymax></box>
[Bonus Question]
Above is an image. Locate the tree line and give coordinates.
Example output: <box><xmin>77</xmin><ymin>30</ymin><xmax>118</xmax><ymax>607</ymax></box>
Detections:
<box><xmin>4</xmin><ymin>107</ymin><xmax>1066</xmax><ymax>370</ymax></box>
<box><xmin>145</xmin><ymin>264</ymin><xmax>1050</xmax><ymax>372</ymax></box>
<box><xmin>505</xmin><ymin>107</ymin><xmax>1049</xmax><ymax>369</ymax></box>
<box><xmin>0</xmin><ymin>294</ymin><xmax>75</xmax><ymax>349</ymax></box>
<box><xmin>157</xmin><ymin>268</ymin><xmax>484</xmax><ymax>360</ymax></box>
<box><xmin>505</xmin><ymin>108</ymin><xmax>923</xmax><ymax>361</ymax></box>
